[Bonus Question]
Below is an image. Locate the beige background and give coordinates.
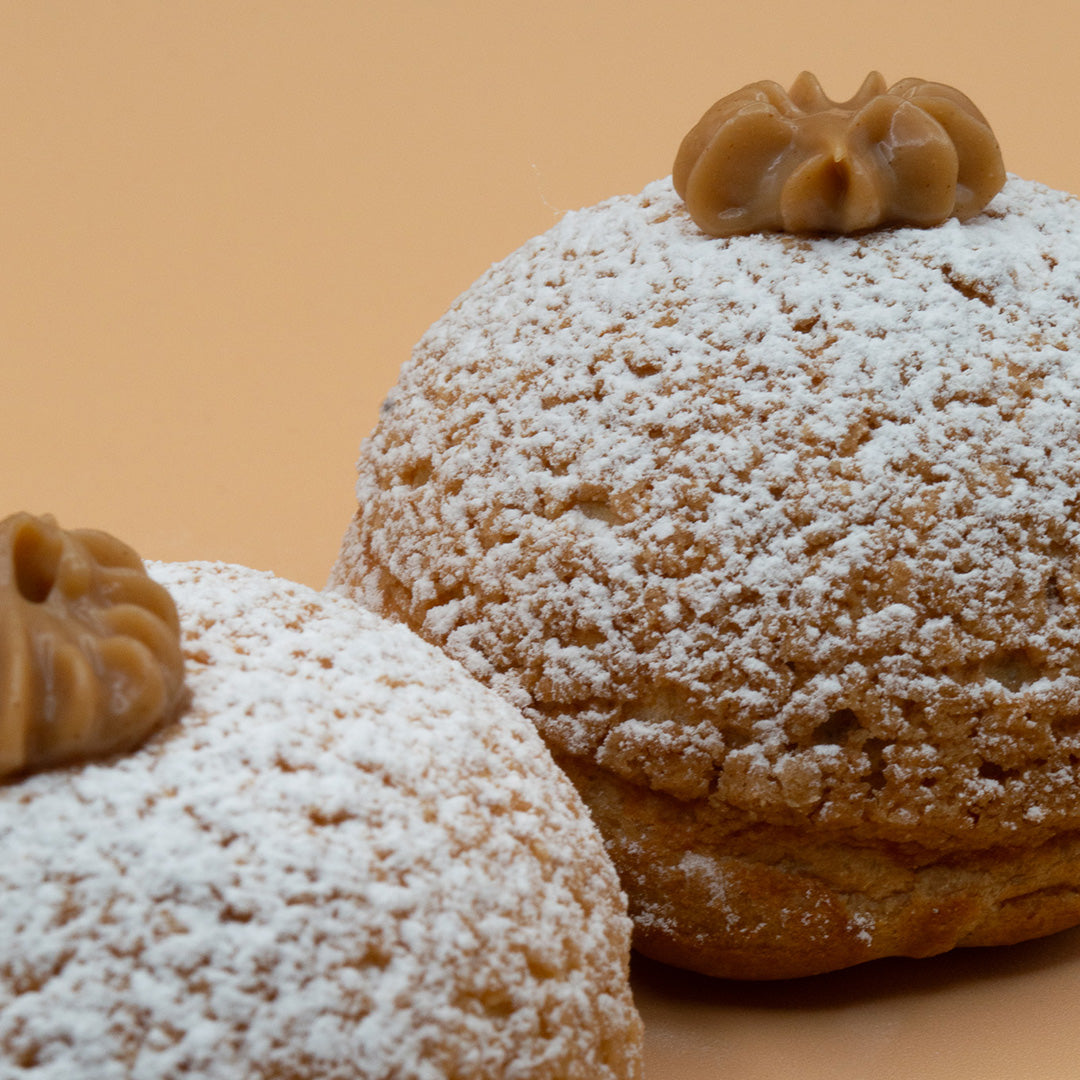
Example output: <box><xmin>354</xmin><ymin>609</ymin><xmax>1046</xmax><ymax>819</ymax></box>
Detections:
<box><xmin>3</xmin><ymin>3</ymin><xmax>1080</xmax><ymax>1076</ymax></box>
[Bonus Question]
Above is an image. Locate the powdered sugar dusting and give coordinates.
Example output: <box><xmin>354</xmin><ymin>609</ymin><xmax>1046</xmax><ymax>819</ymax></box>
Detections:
<box><xmin>0</xmin><ymin>561</ymin><xmax>641</xmax><ymax>1079</ymax></box>
<box><xmin>331</xmin><ymin>175</ymin><xmax>1080</xmax><ymax>847</ymax></box>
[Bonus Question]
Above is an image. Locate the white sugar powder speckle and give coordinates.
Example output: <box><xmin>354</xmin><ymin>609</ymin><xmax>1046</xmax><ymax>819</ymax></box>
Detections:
<box><xmin>0</xmin><ymin>562</ymin><xmax>641</xmax><ymax>1080</ymax></box>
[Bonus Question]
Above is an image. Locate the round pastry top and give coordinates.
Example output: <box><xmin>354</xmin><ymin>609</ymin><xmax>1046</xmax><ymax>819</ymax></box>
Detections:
<box><xmin>334</xmin><ymin>175</ymin><xmax>1080</xmax><ymax>848</ymax></box>
<box><xmin>0</xmin><ymin>561</ymin><xmax>640</xmax><ymax>1079</ymax></box>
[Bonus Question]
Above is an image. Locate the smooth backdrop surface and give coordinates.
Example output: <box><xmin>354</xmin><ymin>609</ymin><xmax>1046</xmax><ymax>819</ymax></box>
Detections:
<box><xmin>4</xmin><ymin>4</ymin><xmax>1080</xmax><ymax>1076</ymax></box>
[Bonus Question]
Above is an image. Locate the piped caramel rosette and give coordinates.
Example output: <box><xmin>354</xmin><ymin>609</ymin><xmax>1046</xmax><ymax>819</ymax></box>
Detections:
<box><xmin>673</xmin><ymin>71</ymin><xmax>1006</xmax><ymax>236</ymax></box>
<box><xmin>0</xmin><ymin>512</ymin><xmax>185</xmax><ymax>777</ymax></box>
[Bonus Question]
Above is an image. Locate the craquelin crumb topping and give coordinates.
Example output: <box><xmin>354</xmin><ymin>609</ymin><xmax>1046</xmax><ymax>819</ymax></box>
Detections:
<box><xmin>331</xmin><ymin>174</ymin><xmax>1080</xmax><ymax>851</ymax></box>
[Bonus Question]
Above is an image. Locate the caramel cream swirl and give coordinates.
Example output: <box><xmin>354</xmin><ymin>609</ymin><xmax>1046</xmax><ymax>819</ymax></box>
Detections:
<box><xmin>673</xmin><ymin>72</ymin><xmax>1006</xmax><ymax>236</ymax></box>
<box><xmin>0</xmin><ymin>513</ymin><xmax>185</xmax><ymax>778</ymax></box>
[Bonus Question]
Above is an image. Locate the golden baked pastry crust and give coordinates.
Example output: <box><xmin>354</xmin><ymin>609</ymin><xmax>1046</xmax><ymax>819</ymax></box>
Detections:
<box><xmin>560</xmin><ymin>755</ymin><xmax>1080</xmax><ymax>979</ymax></box>
<box><xmin>330</xmin><ymin>175</ymin><xmax>1080</xmax><ymax>977</ymax></box>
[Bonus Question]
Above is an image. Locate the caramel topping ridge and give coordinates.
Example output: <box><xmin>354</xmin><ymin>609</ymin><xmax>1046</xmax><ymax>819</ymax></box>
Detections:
<box><xmin>0</xmin><ymin>512</ymin><xmax>185</xmax><ymax>779</ymax></box>
<box><xmin>673</xmin><ymin>72</ymin><xmax>1006</xmax><ymax>237</ymax></box>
